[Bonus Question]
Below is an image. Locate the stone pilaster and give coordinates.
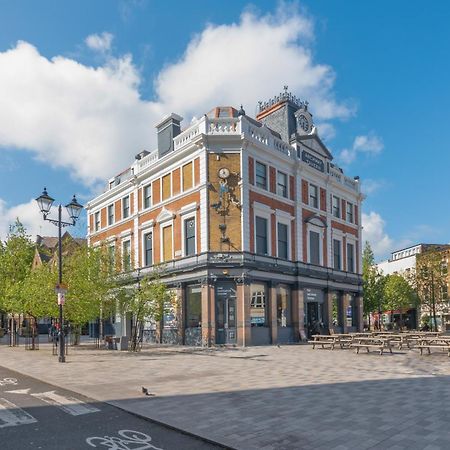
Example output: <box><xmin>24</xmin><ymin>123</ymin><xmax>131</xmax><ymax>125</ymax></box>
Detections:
<box><xmin>324</xmin><ymin>290</ymin><xmax>334</xmax><ymax>330</ymax></box>
<box><xmin>269</xmin><ymin>281</ymin><xmax>278</xmax><ymax>345</ymax></box>
<box><xmin>342</xmin><ymin>293</ymin><xmax>351</xmax><ymax>333</ymax></box>
<box><xmin>236</xmin><ymin>276</ymin><xmax>251</xmax><ymax>346</ymax></box>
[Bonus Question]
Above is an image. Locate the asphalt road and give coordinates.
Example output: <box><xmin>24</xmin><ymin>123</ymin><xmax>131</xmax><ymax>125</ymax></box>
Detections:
<box><xmin>0</xmin><ymin>365</ymin><xmax>224</xmax><ymax>450</ymax></box>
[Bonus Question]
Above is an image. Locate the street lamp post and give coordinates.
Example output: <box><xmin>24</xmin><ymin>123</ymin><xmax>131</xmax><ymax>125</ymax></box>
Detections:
<box><xmin>35</xmin><ymin>188</ymin><xmax>83</xmax><ymax>363</ymax></box>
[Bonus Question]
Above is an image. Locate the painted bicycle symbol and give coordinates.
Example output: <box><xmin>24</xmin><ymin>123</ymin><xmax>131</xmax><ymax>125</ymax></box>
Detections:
<box><xmin>0</xmin><ymin>378</ymin><xmax>18</xmax><ymax>386</ymax></box>
<box><xmin>86</xmin><ymin>430</ymin><xmax>163</xmax><ymax>450</ymax></box>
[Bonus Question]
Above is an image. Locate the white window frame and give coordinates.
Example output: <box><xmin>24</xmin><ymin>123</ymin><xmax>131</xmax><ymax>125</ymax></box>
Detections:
<box><xmin>276</xmin><ymin>170</ymin><xmax>288</xmax><ymax>198</ymax></box>
<box><xmin>121</xmin><ymin>238</ymin><xmax>132</xmax><ymax>271</ymax></box>
<box><xmin>160</xmin><ymin>220</ymin><xmax>174</xmax><ymax>262</ymax></box>
<box><xmin>94</xmin><ymin>211</ymin><xmax>100</xmax><ymax>231</ymax></box>
<box><xmin>307</xmin><ymin>223</ymin><xmax>324</xmax><ymax>266</ymax></box>
<box><xmin>181</xmin><ymin>160</ymin><xmax>194</xmax><ymax>192</ymax></box>
<box><xmin>332</xmin><ymin>195</ymin><xmax>340</xmax><ymax>218</ymax></box>
<box><xmin>141</xmin><ymin>223</ymin><xmax>154</xmax><ymax>267</ymax></box>
<box><xmin>346</xmin><ymin>202</ymin><xmax>354</xmax><ymax>223</ymax></box>
<box><xmin>255</xmin><ymin>161</ymin><xmax>268</xmax><ymax>190</ymax></box>
<box><xmin>161</xmin><ymin>172</ymin><xmax>173</xmax><ymax>202</ymax></box>
<box><xmin>346</xmin><ymin>239</ymin><xmax>356</xmax><ymax>273</ymax></box>
<box><xmin>122</xmin><ymin>195</ymin><xmax>130</xmax><ymax>219</ymax></box>
<box><xmin>275</xmin><ymin>214</ymin><xmax>291</xmax><ymax>260</ymax></box>
<box><xmin>332</xmin><ymin>236</ymin><xmax>343</xmax><ymax>270</ymax></box>
<box><xmin>309</xmin><ymin>183</ymin><xmax>319</xmax><ymax>209</ymax></box>
<box><xmin>107</xmin><ymin>204</ymin><xmax>115</xmax><ymax>226</ymax></box>
<box><xmin>182</xmin><ymin>215</ymin><xmax>197</xmax><ymax>257</ymax></box>
<box><xmin>143</xmin><ymin>184</ymin><xmax>152</xmax><ymax>210</ymax></box>
<box><xmin>253</xmin><ymin>203</ymin><xmax>272</xmax><ymax>256</ymax></box>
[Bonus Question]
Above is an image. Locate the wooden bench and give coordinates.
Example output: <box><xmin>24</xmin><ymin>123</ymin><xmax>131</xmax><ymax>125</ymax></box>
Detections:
<box><xmin>351</xmin><ymin>338</ymin><xmax>393</xmax><ymax>355</ymax></box>
<box><xmin>417</xmin><ymin>339</ymin><xmax>450</xmax><ymax>356</ymax></box>
<box><xmin>309</xmin><ymin>335</ymin><xmax>337</xmax><ymax>350</ymax></box>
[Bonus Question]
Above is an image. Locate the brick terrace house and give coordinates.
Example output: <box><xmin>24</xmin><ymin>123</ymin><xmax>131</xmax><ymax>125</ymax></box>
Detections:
<box><xmin>86</xmin><ymin>89</ymin><xmax>364</xmax><ymax>346</ymax></box>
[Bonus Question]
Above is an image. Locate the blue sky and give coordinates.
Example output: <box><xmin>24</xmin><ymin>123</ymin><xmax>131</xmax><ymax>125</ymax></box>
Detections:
<box><xmin>0</xmin><ymin>0</ymin><xmax>449</xmax><ymax>261</ymax></box>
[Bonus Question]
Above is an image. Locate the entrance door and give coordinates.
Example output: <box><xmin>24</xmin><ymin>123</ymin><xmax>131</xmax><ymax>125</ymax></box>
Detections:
<box><xmin>306</xmin><ymin>302</ymin><xmax>323</xmax><ymax>337</ymax></box>
<box><xmin>215</xmin><ymin>282</ymin><xmax>237</xmax><ymax>344</ymax></box>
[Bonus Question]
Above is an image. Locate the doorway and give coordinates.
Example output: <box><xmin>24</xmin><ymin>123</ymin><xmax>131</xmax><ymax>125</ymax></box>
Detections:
<box><xmin>215</xmin><ymin>282</ymin><xmax>237</xmax><ymax>344</ymax></box>
<box><xmin>306</xmin><ymin>301</ymin><xmax>323</xmax><ymax>337</ymax></box>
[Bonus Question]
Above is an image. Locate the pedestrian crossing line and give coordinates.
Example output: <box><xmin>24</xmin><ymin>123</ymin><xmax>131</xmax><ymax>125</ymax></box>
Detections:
<box><xmin>31</xmin><ymin>391</ymin><xmax>100</xmax><ymax>416</ymax></box>
<box><xmin>0</xmin><ymin>398</ymin><xmax>37</xmax><ymax>428</ymax></box>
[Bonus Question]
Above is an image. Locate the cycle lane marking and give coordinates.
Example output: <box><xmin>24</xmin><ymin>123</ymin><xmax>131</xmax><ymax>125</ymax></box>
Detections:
<box><xmin>0</xmin><ymin>397</ymin><xmax>37</xmax><ymax>428</ymax></box>
<box><xmin>31</xmin><ymin>390</ymin><xmax>100</xmax><ymax>416</ymax></box>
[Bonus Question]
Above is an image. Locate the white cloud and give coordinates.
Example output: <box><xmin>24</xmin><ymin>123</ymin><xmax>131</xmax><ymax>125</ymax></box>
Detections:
<box><xmin>361</xmin><ymin>178</ymin><xmax>386</xmax><ymax>195</ymax></box>
<box><xmin>339</xmin><ymin>133</ymin><xmax>383</xmax><ymax>164</ymax></box>
<box><xmin>362</xmin><ymin>211</ymin><xmax>394</xmax><ymax>260</ymax></box>
<box><xmin>0</xmin><ymin>198</ymin><xmax>57</xmax><ymax>241</ymax></box>
<box><xmin>85</xmin><ymin>32</ymin><xmax>114</xmax><ymax>52</ymax></box>
<box><xmin>0</xmin><ymin>6</ymin><xmax>353</xmax><ymax>190</ymax></box>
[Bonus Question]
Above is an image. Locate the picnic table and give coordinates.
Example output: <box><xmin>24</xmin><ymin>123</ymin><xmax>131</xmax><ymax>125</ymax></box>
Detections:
<box><xmin>417</xmin><ymin>336</ymin><xmax>450</xmax><ymax>357</ymax></box>
<box><xmin>351</xmin><ymin>336</ymin><xmax>393</xmax><ymax>355</ymax></box>
<box><xmin>309</xmin><ymin>334</ymin><xmax>353</xmax><ymax>350</ymax></box>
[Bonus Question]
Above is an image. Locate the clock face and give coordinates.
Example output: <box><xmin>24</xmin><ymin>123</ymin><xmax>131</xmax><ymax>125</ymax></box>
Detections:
<box><xmin>297</xmin><ymin>114</ymin><xmax>310</xmax><ymax>132</ymax></box>
<box><xmin>218</xmin><ymin>167</ymin><xmax>230</xmax><ymax>179</ymax></box>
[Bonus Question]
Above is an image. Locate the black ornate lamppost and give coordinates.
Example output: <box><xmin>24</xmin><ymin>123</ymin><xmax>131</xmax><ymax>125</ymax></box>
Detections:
<box><xmin>35</xmin><ymin>188</ymin><xmax>83</xmax><ymax>362</ymax></box>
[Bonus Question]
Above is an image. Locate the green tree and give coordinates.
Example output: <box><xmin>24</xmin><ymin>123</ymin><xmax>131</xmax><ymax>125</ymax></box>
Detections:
<box><xmin>415</xmin><ymin>250</ymin><xmax>448</xmax><ymax>331</ymax></box>
<box><xmin>362</xmin><ymin>241</ymin><xmax>386</xmax><ymax>329</ymax></box>
<box><xmin>63</xmin><ymin>244</ymin><xmax>117</xmax><ymax>342</ymax></box>
<box><xmin>0</xmin><ymin>220</ymin><xmax>35</xmax><ymax>342</ymax></box>
<box><xmin>22</xmin><ymin>263</ymin><xmax>59</xmax><ymax>348</ymax></box>
<box><xmin>119</xmin><ymin>267</ymin><xmax>176</xmax><ymax>351</ymax></box>
<box><xmin>383</xmin><ymin>273</ymin><xmax>417</xmax><ymax>329</ymax></box>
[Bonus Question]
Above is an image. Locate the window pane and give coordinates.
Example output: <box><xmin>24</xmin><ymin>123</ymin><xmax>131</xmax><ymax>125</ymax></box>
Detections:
<box><xmin>346</xmin><ymin>202</ymin><xmax>353</xmax><ymax>222</ymax></box>
<box><xmin>182</xmin><ymin>162</ymin><xmax>193</xmax><ymax>191</ymax></box>
<box><xmin>162</xmin><ymin>174</ymin><xmax>171</xmax><ymax>201</ymax></box>
<box><xmin>309</xmin><ymin>184</ymin><xmax>318</xmax><ymax>208</ymax></box>
<box><xmin>255</xmin><ymin>216</ymin><xmax>268</xmax><ymax>255</ymax></box>
<box><xmin>163</xmin><ymin>225</ymin><xmax>173</xmax><ymax>261</ymax></box>
<box><xmin>310</xmin><ymin>231</ymin><xmax>320</xmax><ymax>265</ymax></box>
<box><xmin>333</xmin><ymin>239</ymin><xmax>341</xmax><ymax>270</ymax></box>
<box><xmin>143</xmin><ymin>185</ymin><xmax>151</xmax><ymax>209</ymax></box>
<box><xmin>184</xmin><ymin>218</ymin><xmax>195</xmax><ymax>256</ymax></box>
<box><xmin>332</xmin><ymin>196</ymin><xmax>340</xmax><ymax>218</ymax></box>
<box><xmin>95</xmin><ymin>212</ymin><xmax>100</xmax><ymax>231</ymax></box>
<box><xmin>108</xmin><ymin>205</ymin><xmax>114</xmax><ymax>225</ymax></box>
<box><xmin>277</xmin><ymin>285</ymin><xmax>291</xmax><ymax>327</ymax></box>
<box><xmin>251</xmin><ymin>283</ymin><xmax>267</xmax><ymax>327</ymax></box>
<box><xmin>144</xmin><ymin>232</ymin><xmax>152</xmax><ymax>266</ymax></box>
<box><xmin>277</xmin><ymin>171</ymin><xmax>287</xmax><ymax>197</ymax></box>
<box><xmin>123</xmin><ymin>196</ymin><xmax>130</xmax><ymax>218</ymax></box>
<box><xmin>255</xmin><ymin>162</ymin><xmax>267</xmax><ymax>189</ymax></box>
<box><xmin>347</xmin><ymin>243</ymin><xmax>354</xmax><ymax>272</ymax></box>
<box><xmin>277</xmin><ymin>222</ymin><xmax>288</xmax><ymax>259</ymax></box>
<box><xmin>122</xmin><ymin>240</ymin><xmax>131</xmax><ymax>271</ymax></box>
<box><xmin>186</xmin><ymin>285</ymin><xmax>202</xmax><ymax>328</ymax></box>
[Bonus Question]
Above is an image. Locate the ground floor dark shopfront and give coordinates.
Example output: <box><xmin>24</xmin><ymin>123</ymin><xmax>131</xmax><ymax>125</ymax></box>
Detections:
<box><xmin>111</xmin><ymin>253</ymin><xmax>363</xmax><ymax>347</ymax></box>
<box><xmin>114</xmin><ymin>279</ymin><xmax>363</xmax><ymax>347</ymax></box>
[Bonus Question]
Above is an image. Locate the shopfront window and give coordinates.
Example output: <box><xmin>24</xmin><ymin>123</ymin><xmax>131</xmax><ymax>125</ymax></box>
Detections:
<box><xmin>186</xmin><ymin>285</ymin><xmax>202</xmax><ymax>328</ymax></box>
<box><xmin>346</xmin><ymin>294</ymin><xmax>357</xmax><ymax>327</ymax></box>
<box><xmin>250</xmin><ymin>283</ymin><xmax>267</xmax><ymax>327</ymax></box>
<box><xmin>277</xmin><ymin>285</ymin><xmax>291</xmax><ymax>327</ymax></box>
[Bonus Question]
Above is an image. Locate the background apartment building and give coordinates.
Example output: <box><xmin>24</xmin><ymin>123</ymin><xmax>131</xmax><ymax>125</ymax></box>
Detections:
<box><xmin>87</xmin><ymin>89</ymin><xmax>364</xmax><ymax>346</ymax></box>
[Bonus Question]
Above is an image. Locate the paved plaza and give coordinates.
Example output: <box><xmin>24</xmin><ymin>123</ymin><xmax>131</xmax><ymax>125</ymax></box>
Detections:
<box><xmin>0</xmin><ymin>340</ymin><xmax>450</xmax><ymax>449</ymax></box>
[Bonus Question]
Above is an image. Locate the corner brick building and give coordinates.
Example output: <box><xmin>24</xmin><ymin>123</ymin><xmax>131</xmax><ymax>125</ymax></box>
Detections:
<box><xmin>87</xmin><ymin>90</ymin><xmax>364</xmax><ymax>346</ymax></box>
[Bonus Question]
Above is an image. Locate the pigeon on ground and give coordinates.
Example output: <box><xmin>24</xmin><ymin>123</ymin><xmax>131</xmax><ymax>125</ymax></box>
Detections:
<box><xmin>142</xmin><ymin>387</ymin><xmax>155</xmax><ymax>396</ymax></box>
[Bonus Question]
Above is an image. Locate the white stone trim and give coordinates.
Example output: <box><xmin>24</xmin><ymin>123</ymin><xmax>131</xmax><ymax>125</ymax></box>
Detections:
<box><xmin>275</xmin><ymin>215</ymin><xmax>291</xmax><ymax>260</ymax></box>
<box><xmin>179</xmin><ymin>202</ymin><xmax>197</xmax><ymax>216</ymax></box>
<box><xmin>199</xmin><ymin>148</ymin><xmax>208</xmax><ymax>252</ymax></box>
<box><xmin>181</xmin><ymin>214</ymin><xmax>197</xmax><ymax>257</ymax></box>
<box><xmin>141</xmin><ymin>224</ymin><xmax>154</xmax><ymax>268</ymax></box>
<box><xmin>306</xmin><ymin>222</ymin><xmax>325</xmax><ymax>266</ymax></box>
<box><xmin>253</xmin><ymin>209</ymin><xmax>272</xmax><ymax>257</ymax></box>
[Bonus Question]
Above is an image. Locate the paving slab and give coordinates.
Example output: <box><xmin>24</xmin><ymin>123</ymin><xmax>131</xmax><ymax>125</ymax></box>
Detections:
<box><xmin>0</xmin><ymin>339</ymin><xmax>450</xmax><ymax>449</ymax></box>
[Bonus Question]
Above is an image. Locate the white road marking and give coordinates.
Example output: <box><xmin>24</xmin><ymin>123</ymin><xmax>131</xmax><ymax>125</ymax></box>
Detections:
<box><xmin>0</xmin><ymin>398</ymin><xmax>37</xmax><ymax>428</ymax></box>
<box><xmin>86</xmin><ymin>429</ymin><xmax>163</xmax><ymax>449</ymax></box>
<box><xmin>5</xmin><ymin>388</ymin><xmax>31</xmax><ymax>395</ymax></box>
<box><xmin>0</xmin><ymin>378</ymin><xmax>18</xmax><ymax>386</ymax></box>
<box><xmin>31</xmin><ymin>391</ymin><xmax>100</xmax><ymax>416</ymax></box>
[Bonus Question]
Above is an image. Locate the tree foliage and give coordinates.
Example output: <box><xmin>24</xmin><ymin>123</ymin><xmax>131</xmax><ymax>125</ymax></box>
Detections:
<box><xmin>119</xmin><ymin>266</ymin><xmax>176</xmax><ymax>351</ymax></box>
<box><xmin>383</xmin><ymin>273</ymin><xmax>417</xmax><ymax>326</ymax></box>
<box><xmin>414</xmin><ymin>249</ymin><xmax>448</xmax><ymax>331</ymax></box>
<box><xmin>362</xmin><ymin>241</ymin><xmax>386</xmax><ymax>318</ymax></box>
<box><xmin>0</xmin><ymin>220</ymin><xmax>35</xmax><ymax>316</ymax></box>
